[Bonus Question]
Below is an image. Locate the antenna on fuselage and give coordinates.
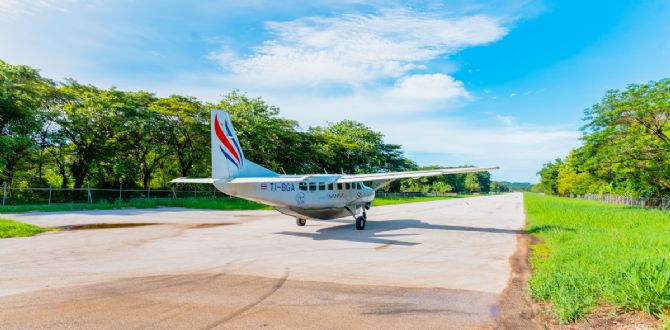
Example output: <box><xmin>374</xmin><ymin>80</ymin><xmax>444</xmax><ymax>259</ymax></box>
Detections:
<box><xmin>323</xmin><ymin>168</ymin><xmax>328</xmax><ymax>174</ymax></box>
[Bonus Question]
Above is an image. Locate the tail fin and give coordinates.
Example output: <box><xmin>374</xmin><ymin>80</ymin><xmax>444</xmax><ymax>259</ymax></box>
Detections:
<box><xmin>210</xmin><ymin>110</ymin><xmax>278</xmax><ymax>179</ymax></box>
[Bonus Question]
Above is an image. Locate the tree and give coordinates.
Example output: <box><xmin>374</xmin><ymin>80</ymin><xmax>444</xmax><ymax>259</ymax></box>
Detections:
<box><xmin>0</xmin><ymin>60</ymin><xmax>55</xmax><ymax>184</ymax></box>
<box><xmin>464</xmin><ymin>173</ymin><xmax>480</xmax><ymax>193</ymax></box>
<box><xmin>537</xmin><ymin>159</ymin><xmax>563</xmax><ymax>195</ymax></box>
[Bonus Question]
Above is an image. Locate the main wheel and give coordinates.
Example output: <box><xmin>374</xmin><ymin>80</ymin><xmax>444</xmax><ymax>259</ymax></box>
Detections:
<box><xmin>296</xmin><ymin>218</ymin><xmax>306</xmax><ymax>226</ymax></box>
<box><xmin>355</xmin><ymin>216</ymin><xmax>366</xmax><ymax>230</ymax></box>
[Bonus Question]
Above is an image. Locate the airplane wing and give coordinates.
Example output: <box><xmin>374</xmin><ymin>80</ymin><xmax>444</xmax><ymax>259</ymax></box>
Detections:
<box><xmin>337</xmin><ymin>166</ymin><xmax>499</xmax><ymax>190</ymax></box>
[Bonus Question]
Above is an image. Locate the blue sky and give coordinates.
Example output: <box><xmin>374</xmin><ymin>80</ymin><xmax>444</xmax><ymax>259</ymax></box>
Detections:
<box><xmin>1</xmin><ymin>0</ymin><xmax>669</xmax><ymax>182</ymax></box>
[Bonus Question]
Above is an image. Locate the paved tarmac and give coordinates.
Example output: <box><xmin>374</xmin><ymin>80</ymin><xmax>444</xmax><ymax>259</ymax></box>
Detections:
<box><xmin>0</xmin><ymin>193</ymin><xmax>525</xmax><ymax>329</ymax></box>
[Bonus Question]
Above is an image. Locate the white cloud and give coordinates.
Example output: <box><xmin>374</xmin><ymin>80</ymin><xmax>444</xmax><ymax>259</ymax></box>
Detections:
<box><xmin>386</xmin><ymin>74</ymin><xmax>470</xmax><ymax>101</ymax></box>
<box><xmin>483</xmin><ymin>111</ymin><xmax>515</xmax><ymax>125</ymax></box>
<box><xmin>211</xmin><ymin>9</ymin><xmax>507</xmax><ymax>88</ymax></box>
<box><xmin>0</xmin><ymin>0</ymin><xmax>81</xmax><ymax>18</ymax></box>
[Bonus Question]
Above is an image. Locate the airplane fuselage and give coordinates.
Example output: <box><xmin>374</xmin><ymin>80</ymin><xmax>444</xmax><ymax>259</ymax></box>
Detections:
<box><xmin>214</xmin><ymin>174</ymin><xmax>375</xmax><ymax>220</ymax></box>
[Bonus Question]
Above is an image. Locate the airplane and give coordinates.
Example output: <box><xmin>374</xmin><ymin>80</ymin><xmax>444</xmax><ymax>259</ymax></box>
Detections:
<box><xmin>171</xmin><ymin>110</ymin><xmax>499</xmax><ymax>230</ymax></box>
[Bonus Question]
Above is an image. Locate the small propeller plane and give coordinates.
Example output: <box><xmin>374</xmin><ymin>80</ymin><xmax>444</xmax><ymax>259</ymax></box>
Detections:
<box><xmin>171</xmin><ymin>110</ymin><xmax>498</xmax><ymax>230</ymax></box>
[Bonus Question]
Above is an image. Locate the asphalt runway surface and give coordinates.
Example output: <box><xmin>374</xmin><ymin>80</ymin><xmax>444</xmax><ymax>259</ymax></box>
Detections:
<box><xmin>0</xmin><ymin>193</ymin><xmax>525</xmax><ymax>329</ymax></box>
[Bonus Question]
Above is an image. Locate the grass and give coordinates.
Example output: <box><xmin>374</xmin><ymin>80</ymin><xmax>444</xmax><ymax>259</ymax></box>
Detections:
<box><xmin>372</xmin><ymin>195</ymin><xmax>466</xmax><ymax>206</ymax></box>
<box><xmin>524</xmin><ymin>193</ymin><xmax>670</xmax><ymax>324</ymax></box>
<box><xmin>0</xmin><ymin>197</ymin><xmax>271</xmax><ymax>213</ymax></box>
<box><xmin>0</xmin><ymin>218</ymin><xmax>49</xmax><ymax>238</ymax></box>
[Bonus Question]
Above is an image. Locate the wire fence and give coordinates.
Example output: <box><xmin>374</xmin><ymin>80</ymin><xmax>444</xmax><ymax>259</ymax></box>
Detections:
<box><xmin>1</xmin><ymin>182</ymin><xmax>225</xmax><ymax>206</ymax></box>
<box><xmin>568</xmin><ymin>193</ymin><xmax>670</xmax><ymax>210</ymax></box>
<box><xmin>376</xmin><ymin>192</ymin><xmax>460</xmax><ymax>197</ymax></box>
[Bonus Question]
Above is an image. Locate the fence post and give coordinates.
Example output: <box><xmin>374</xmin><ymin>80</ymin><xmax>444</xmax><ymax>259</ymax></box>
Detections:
<box><xmin>48</xmin><ymin>184</ymin><xmax>52</xmax><ymax>206</ymax></box>
<box><xmin>119</xmin><ymin>183</ymin><xmax>122</xmax><ymax>202</ymax></box>
<box><xmin>87</xmin><ymin>182</ymin><xmax>92</xmax><ymax>204</ymax></box>
<box><xmin>172</xmin><ymin>187</ymin><xmax>176</xmax><ymax>199</ymax></box>
<box><xmin>147</xmin><ymin>187</ymin><xmax>150</xmax><ymax>199</ymax></box>
<box><xmin>2</xmin><ymin>181</ymin><xmax>6</xmax><ymax>206</ymax></box>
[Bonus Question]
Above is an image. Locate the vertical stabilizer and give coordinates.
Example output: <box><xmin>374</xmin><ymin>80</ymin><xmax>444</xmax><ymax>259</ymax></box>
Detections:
<box><xmin>210</xmin><ymin>110</ymin><xmax>278</xmax><ymax>179</ymax></box>
<box><xmin>211</xmin><ymin>110</ymin><xmax>245</xmax><ymax>179</ymax></box>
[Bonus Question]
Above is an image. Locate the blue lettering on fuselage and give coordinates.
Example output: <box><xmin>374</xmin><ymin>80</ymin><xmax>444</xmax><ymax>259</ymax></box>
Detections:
<box><xmin>328</xmin><ymin>192</ymin><xmax>344</xmax><ymax>199</ymax></box>
<box><xmin>270</xmin><ymin>183</ymin><xmax>296</xmax><ymax>192</ymax></box>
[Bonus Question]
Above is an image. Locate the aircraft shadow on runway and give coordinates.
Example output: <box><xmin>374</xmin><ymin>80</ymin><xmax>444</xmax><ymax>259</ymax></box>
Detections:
<box><xmin>275</xmin><ymin>219</ymin><xmax>525</xmax><ymax>246</ymax></box>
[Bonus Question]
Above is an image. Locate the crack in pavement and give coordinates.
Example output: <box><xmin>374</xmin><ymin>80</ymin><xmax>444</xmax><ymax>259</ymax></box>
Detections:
<box><xmin>199</xmin><ymin>268</ymin><xmax>290</xmax><ymax>330</ymax></box>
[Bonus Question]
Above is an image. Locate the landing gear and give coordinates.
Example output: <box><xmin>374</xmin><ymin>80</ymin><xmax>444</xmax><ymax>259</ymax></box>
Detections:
<box><xmin>355</xmin><ymin>216</ymin><xmax>366</xmax><ymax>230</ymax></box>
<box><xmin>296</xmin><ymin>218</ymin><xmax>306</xmax><ymax>226</ymax></box>
<box><xmin>346</xmin><ymin>206</ymin><xmax>368</xmax><ymax>230</ymax></box>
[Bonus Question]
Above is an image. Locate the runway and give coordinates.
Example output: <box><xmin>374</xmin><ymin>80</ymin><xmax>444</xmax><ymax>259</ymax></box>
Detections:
<box><xmin>0</xmin><ymin>193</ymin><xmax>525</xmax><ymax>329</ymax></box>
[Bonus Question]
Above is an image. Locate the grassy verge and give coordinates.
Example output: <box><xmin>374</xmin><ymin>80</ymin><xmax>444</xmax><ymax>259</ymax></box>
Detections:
<box><xmin>373</xmin><ymin>195</ymin><xmax>466</xmax><ymax>206</ymax></box>
<box><xmin>0</xmin><ymin>218</ymin><xmax>49</xmax><ymax>238</ymax></box>
<box><xmin>0</xmin><ymin>197</ymin><xmax>271</xmax><ymax>213</ymax></box>
<box><xmin>524</xmin><ymin>193</ymin><xmax>670</xmax><ymax>324</ymax></box>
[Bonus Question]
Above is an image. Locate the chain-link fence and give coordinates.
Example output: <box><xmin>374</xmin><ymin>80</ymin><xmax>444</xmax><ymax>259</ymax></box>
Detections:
<box><xmin>1</xmin><ymin>182</ymin><xmax>225</xmax><ymax>206</ymax></box>
<box><xmin>569</xmin><ymin>193</ymin><xmax>670</xmax><ymax>210</ymax></box>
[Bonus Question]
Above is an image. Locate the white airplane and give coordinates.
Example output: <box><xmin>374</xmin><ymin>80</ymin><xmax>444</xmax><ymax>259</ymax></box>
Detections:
<box><xmin>171</xmin><ymin>110</ymin><xmax>498</xmax><ymax>230</ymax></box>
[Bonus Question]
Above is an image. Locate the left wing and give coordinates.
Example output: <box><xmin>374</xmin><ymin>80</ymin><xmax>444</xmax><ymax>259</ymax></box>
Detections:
<box><xmin>337</xmin><ymin>166</ymin><xmax>499</xmax><ymax>190</ymax></box>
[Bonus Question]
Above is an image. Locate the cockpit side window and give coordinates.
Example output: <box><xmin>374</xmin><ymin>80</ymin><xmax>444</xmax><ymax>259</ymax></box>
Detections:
<box><xmin>337</xmin><ymin>183</ymin><xmax>343</xmax><ymax>190</ymax></box>
<box><xmin>345</xmin><ymin>183</ymin><xmax>350</xmax><ymax>190</ymax></box>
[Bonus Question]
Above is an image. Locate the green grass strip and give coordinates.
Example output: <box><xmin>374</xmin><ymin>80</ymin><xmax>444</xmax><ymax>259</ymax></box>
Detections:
<box><xmin>0</xmin><ymin>218</ymin><xmax>49</xmax><ymax>238</ymax></box>
<box><xmin>524</xmin><ymin>193</ymin><xmax>670</xmax><ymax>324</ymax></box>
<box><xmin>0</xmin><ymin>197</ymin><xmax>271</xmax><ymax>213</ymax></box>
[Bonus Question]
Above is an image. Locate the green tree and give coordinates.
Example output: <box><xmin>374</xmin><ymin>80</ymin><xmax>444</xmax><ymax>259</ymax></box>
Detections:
<box><xmin>0</xmin><ymin>60</ymin><xmax>55</xmax><ymax>184</ymax></box>
<box><xmin>464</xmin><ymin>173</ymin><xmax>480</xmax><ymax>193</ymax></box>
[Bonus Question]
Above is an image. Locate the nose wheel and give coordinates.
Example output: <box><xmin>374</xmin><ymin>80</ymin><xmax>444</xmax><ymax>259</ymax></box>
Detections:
<box><xmin>355</xmin><ymin>216</ymin><xmax>366</xmax><ymax>230</ymax></box>
<box><xmin>296</xmin><ymin>218</ymin><xmax>306</xmax><ymax>226</ymax></box>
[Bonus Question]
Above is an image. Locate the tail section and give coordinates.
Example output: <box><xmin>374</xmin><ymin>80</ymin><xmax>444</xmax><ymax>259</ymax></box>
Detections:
<box><xmin>211</xmin><ymin>110</ymin><xmax>278</xmax><ymax>179</ymax></box>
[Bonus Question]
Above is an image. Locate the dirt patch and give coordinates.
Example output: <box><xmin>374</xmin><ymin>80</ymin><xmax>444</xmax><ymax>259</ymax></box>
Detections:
<box><xmin>374</xmin><ymin>243</ymin><xmax>392</xmax><ymax>251</ymax></box>
<box><xmin>536</xmin><ymin>305</ymin><xmax>663</xmax><ymax>329</ymax></box>
<box><xmin>189</xmin><ymin>223</ymin><xmax>239</xmax><ymax>229</ymax></box>
<box><xmin>0</xmin><ymin>272</ymin><xmax>499</xmax><ymax>329</ymax></box>
<box><xmin>55</xmin><ymin>223</ymin><xmax>161</xmax><ymax>231</ymax></box>
<box><xmin>495</xmin><ymin>233</ymin><xmax>541</xmax><ymax>330</ymax></box>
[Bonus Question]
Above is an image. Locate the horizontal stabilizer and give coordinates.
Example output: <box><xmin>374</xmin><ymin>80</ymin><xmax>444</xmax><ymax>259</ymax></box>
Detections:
<box><xmin>169</xmin><ymin>178</ymin><xmax>216</xmax><ymax>184</ymax></box>
<box><xmin>227</xmin><ymin>176</ymin><xmax>309</xmax><ymax>184</ymax></box>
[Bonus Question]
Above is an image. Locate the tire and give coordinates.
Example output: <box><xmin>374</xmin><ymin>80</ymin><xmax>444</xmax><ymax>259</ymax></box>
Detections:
<box><xmin>296</xmin><ymin>218</ymin><xmax>306</xmax><ymax>226</ymax></box>
<box><xmin>355</xmin><ymin>216</ymin><xmax>366</xmax><ymax>230</ymax></box>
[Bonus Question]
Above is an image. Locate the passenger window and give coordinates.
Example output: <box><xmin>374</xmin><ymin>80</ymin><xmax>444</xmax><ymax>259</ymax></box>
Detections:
<box><xmin>309</xmin><ymin>182</ymin><xmax>316</xmax><ymax>191</ymax></box>
<box><xmin>299</xmin><ymin>182</ymin><xmax>307</xmax><ymax>191</ymax></box>
<box><xmin>318</xmin><ymin>182</ymin><xmax>326</xmax><ymax>191</ymax></box>
<box><xmin>337</xmin><ymin>183</ymin><xmax>343</xmax><ymax>190</ymax></box>
<box><xmin>345</xmin><ymin>183</ymin><xmax>350</xmax><ymax>190</ymax></box>
<box><xmin>327</xmin><ymin>183</ymin><xmax>333</xmax><ymax>190</ymax></box>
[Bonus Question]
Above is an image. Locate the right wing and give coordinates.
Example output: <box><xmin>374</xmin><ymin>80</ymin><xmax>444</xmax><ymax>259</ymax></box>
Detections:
<box><xmin>337</xmin><ymin>166</ymin><xmax>499</xmax><ymax>190</ymax></box>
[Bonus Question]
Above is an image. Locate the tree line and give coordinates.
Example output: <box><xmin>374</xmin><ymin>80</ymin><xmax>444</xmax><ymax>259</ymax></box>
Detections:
<box><xmin>535</xmin><ymin>78</ymin><xmax>670</xmax><ymax>197</ymax></box>
<box><xmin>0</xmin><ymin>59</ymin><xmax>505</xmax><ymax>195</ymax></box>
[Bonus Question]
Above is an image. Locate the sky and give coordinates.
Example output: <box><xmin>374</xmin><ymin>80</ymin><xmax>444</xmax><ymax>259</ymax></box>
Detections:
<box><xmin>1</xmin><ymin>0</ymin><xmax>669</xmax><ymax>182</ymax></box>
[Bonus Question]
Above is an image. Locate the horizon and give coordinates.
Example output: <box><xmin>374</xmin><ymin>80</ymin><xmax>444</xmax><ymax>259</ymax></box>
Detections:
<box><xmin>2</xmin><ymin>0</ymin><xmax>669</xmax><ymax>182</ymax></box>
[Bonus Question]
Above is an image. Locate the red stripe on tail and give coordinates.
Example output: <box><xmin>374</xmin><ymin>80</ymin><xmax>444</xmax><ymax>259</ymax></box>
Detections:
<box><xmin>214</xmin><ymin>115</ymin><xmax>240</xmax><ymax>164</ymax></box>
